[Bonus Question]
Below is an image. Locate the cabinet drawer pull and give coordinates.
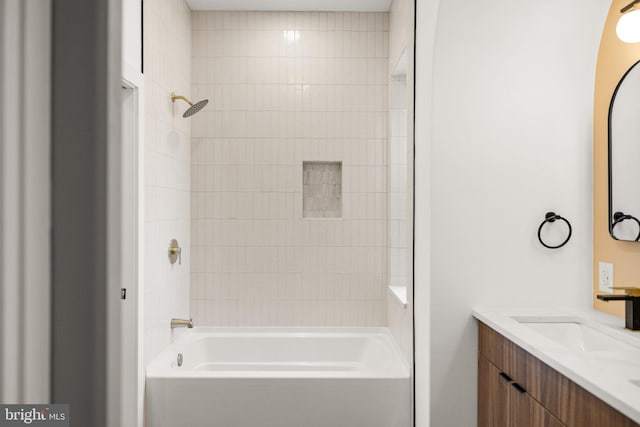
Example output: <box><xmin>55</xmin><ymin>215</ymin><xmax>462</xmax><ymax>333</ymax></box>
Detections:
<box><xmin>499</xmin><ymin>372</ymin><xmax>512</xmax><ymax>382</ymax></box>
<box><xmin>511</xmin><ymin>382</ymin><xmax>526</xmax><ymax>394</ymax></box>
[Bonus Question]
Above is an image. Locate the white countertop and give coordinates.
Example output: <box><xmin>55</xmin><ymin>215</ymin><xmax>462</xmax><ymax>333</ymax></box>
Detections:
<box><xmin>473</xmin><ymin>307</ymin><xmax>640</xmax><ymax>423</ymax></box>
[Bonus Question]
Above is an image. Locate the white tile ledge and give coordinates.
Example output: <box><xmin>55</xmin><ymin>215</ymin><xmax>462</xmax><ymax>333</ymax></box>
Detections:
<box><xmin>388</xmin><ymin>286</ymin><xmax>407</xmax><ymax>308</ymax></box>
<box><xmin>473</xmin><ymin>307</ymin><xmax>640</xmax><ymax>424</ymax></box>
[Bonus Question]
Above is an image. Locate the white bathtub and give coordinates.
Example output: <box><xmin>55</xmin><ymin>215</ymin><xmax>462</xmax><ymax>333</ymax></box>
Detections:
<box><xmin>145</xmin><ymin>327</ymin><xmax>411</xmax><ymax>427</ymax></box>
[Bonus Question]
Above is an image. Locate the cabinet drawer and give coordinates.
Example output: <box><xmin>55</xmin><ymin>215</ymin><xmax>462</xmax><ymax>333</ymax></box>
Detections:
<box><xmin>478</xmin><ymin>322</ymin><xmax>528</xmax><ymax>387</ymax></box>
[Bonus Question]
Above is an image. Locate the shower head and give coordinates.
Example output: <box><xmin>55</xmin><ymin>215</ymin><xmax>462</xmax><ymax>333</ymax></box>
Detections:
<box><xmin>171</xmin><ymin>92</ymin><xmax>209</xmax><ymax>118</ymax></box>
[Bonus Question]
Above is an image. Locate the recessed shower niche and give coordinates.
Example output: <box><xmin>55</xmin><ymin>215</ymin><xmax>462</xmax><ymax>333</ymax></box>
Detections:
<box><xmin>303</xmin><ymin>161</ymin><xmax>342</xmax><ymax>218</ymax></box>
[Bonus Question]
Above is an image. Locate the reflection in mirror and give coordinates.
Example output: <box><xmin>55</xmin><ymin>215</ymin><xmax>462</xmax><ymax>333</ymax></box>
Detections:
<box><xmin>611</xmin><ymin>211</ymin><xmax>640</xmax><ymax>241</ymax></box>
<box><xmin>609</xmin><ymin>60</ymin><xmax>640</xmax><ymax>241</ymax></box>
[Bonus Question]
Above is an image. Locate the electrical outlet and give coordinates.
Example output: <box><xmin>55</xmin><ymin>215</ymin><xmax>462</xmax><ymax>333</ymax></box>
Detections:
<box><xmin>599</xmin><ymin>262</ymin><xmax>614</xmax><ymax>294</ymax></box>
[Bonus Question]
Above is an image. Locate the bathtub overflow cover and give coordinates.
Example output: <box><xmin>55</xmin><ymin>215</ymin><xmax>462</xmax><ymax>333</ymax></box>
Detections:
<box><xmin>177</xmin><ymin>353</ymin><xmax>183</xmax><ymax>367</ymax></box>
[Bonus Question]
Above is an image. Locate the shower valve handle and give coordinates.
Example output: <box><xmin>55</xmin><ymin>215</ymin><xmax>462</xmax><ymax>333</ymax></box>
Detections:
<box><xmin>169</xmin><ymin>247</ymin><xmax>181</xmax><ymax>265</ymax></box>
<box><xmin>168</xmin><ymin>239</ymin><xmax>182</xmax><ymax>265</ymax></box>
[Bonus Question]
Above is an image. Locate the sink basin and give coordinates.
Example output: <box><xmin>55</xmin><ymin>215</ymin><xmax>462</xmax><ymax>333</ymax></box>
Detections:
<box><xmin>512</xmin><ymin>316</ymin><xmax>640</xmax><ymax>360</ymax></box>
<box><xmin>517</xmin><ymin>321</ymin><xmax>617</xmax><ymax>352</ymax></box>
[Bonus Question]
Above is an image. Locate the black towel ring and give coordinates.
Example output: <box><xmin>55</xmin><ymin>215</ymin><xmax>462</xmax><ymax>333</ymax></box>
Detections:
<box><xmin>537</xmin><ymin>212</ymin><xmax>572</xmax><ymax>249</ymax></box>
<box><xmin>612</xmin><ymin>211</ymin><xmax>640</xmax><ymax>242</ymax></box>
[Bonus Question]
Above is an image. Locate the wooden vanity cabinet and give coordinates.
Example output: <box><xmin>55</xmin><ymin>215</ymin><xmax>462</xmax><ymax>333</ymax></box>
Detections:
<box><xmin>478</xmin><ymin>322</ymin><xmax>640</xmax><ymax>427</ymax></box>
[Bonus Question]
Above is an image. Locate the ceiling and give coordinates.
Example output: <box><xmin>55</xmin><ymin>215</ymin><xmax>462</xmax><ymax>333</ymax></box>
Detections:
<box><xmin>186</xmin><ymin>0</ymin><xmax>392</xmax><ymax>12</ymax></box>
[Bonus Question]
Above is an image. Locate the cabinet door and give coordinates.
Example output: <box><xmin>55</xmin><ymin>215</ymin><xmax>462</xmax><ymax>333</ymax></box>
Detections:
<box><xmin>479</xmin><ymin>355</ymin><xmax>510</xmax><ymax>427</ymax></box>
<box><xmin>479</xmin><ymin>354</ymin><xmax>541</xmax><ymax>427</ymax></box>
<box><xmin>479</xmin><ymin>355</ymin><xmax>530</xmax><ymax>427</ymax></box>
<box><xmin>511</xmin><ymin>382</ymin><xmax>531</xmax><ymax>427</ymax></box>
<box><xmin>530</xmin><ymin>397</ymin><xmax>565</xmax><ymax>427</ymax></box>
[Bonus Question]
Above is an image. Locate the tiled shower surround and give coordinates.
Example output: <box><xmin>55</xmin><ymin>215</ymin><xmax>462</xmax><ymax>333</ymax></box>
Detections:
<box><xmin>144</xmin><ymin>0</ymin><xmax>192</xmax><ymax>363</ymax></box>
<box><xmin>190</xmin><ymin>11</ymin><xmax>389</xmax><ymax>326</ymax></box>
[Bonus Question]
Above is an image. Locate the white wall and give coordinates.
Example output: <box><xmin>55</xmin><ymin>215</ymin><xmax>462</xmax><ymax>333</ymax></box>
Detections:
<box><xmin>122</xmin><ymin>0</ymin><xmax>141</xmax><ymax>73</ymax></box>
<box><xmin>416</xmin><ymin>0</ymin><xmax>609</xmax><ymax>425</ymax></box>
<box><xmin>121</xmin><ymin>1</ymin><xmax>144</xmax><ymax>424</ymax></box>
<box><xmin>190</xmin><ymin>11</ymin><xmax>390</xmax><ymax>327</ymax></box>
<box><xmin>414</xmin><ymin>1</ymin><xmax>439</xmax><ymax>425</ymax></box>
<box><xmin>143</xmin><ymin>0</ymin><xmax>192</xmax><ymax>364</ymax></box>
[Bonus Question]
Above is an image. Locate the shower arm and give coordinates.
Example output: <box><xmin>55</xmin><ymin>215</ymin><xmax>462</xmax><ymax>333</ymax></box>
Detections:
<box><xmin>621</xmin><ymin>0</ymin><xmax>640</xmax><ymax>13</ymax></box>
<box><xmin>171</xmin><ymin>93</ymin><xmax>194</xmax><ymax>106</ymax></box>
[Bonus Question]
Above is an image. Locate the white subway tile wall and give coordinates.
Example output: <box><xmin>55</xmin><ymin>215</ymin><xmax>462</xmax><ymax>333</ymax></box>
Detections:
<box><xmin>144</xmin><ymin>0</ymin><xmax>192</xmax><ymax>364</ymax></box>
<box><xmin>386</xmin><ymin>0</ymin><xmax>413</xmax><ymax>362</ymax></box>
<box><xmin>190</xmin><ymin>11</ymin><xmax>389</xmax><ymax>326</ymax></box>
<box><xmin>389</xmin><ymin>78</ymin><xmax>408</xmax><ymax>289</ymax></box>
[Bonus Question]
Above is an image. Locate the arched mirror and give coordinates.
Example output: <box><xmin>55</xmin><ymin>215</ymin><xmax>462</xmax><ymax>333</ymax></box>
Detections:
<box><xmin>609</xmin><ymin>60</ymin><xmax>640</xmax><ymax>242</ymax></box>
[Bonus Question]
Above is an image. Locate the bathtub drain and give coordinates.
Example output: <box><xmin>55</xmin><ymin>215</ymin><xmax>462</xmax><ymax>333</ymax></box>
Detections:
<box><xmin>177</xmin><ymin>353</ymin><xmax>183</xmax><ymax>367</ymax></box>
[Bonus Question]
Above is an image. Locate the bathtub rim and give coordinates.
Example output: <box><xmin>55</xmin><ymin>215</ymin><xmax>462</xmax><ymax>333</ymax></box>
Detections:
<box><xmin>146</xmin><ymin>326</ymin><xmax>411</xmax><ymax>380</ymax></box>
